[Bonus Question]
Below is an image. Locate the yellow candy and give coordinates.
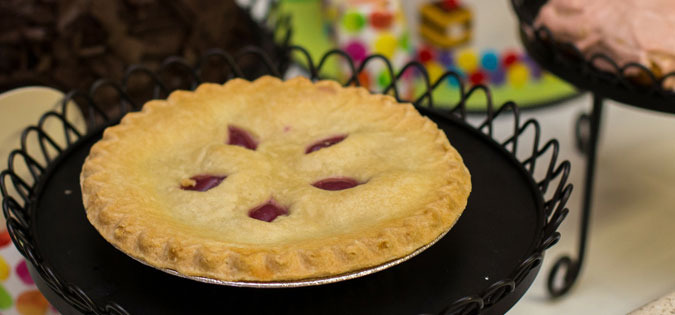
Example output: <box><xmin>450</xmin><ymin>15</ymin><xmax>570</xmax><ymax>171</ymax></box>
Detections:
<box><xmin>426</xmin><ymin>61</ymin><xmax>445</xmax><ymax>83</ymax></box>
<box><xmin>374</xmin><ymin>33</ymin><xmax>398</xmax><ymax>59</ymax></box>
<box><xmin>457</xmin><ymin>49</ymin><xmax>479</xmax><ymax>72</ymax></box>
<box><xmin>507</xmin><ymin>62</ymin><xmax>530</xmax><ymax>88</ymax></box>
<box><xmin>0</xmin><ymin>256</ymin><xmax>9</xmax><ymax>281</ymax></box>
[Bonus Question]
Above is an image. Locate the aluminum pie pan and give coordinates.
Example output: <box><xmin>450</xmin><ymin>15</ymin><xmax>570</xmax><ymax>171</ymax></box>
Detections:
<box><xmin>123</xmin><ymin>228</ymin><xmax>451</xmax><ymax>288</ymax></box>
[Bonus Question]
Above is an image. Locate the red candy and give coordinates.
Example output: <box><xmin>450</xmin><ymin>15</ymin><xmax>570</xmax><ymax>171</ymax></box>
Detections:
<box><xmin>16</xmin><ymin>260</ymin><xmax>33</xmax><ymax>285</ymax></box>
<box><xmin>249</xmin><ymin>201</ymin><xmax>288</xmax><ymax>222</ymax></box>
<box><xmin>442</xmin><ymin>0</ymin><xmax>460</xmax><ymax>10</ymax></box>
<box><xmin>0</xmin><ymin>229</ymin><xmax>10</xmax><ymax>248</ymax></box>
<box><xmin>181</xmin><ymin>175</ymin><xmax>226</xmax><ymax>192</ymax></box>
<box><xmin>418</xmin><ymin>47</ymin><xmax>435</xmax><ymax>64</ymax></box>
<box><xmin>370</xmin><ymin>11</ymin><xmax>393</xmax><ymax>29</ymax></box>
<box><xmin>228</xmin><ymin>125</ymin><xmax>257</xmax><ymax>150</ymax></box>
<box><xmin>357</xmin><ymin>71</ymin><xmax>370</xmax><ymax>88</ymax></box>
<box><xmin>469</xmin><ymin>71</ymin><xmax>487</xmax><ymax>85</ymax></box>
<box><xmin>306</xmin><ymin>135</ymin><xmax>347</xmax><ymax>154</ymax></box>
<box><xmin>502</xmin><ymin>51</ymin><xmax>519</xmax><ymax>68</ymax></box>
<box><xmin>312</xmin><ymin>178</ymin><xmax>359</xmax><ymax>191</ymax></box>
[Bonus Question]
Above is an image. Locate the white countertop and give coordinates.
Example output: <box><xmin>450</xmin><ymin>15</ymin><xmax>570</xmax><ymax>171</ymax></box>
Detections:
<box><xmin>508</xmin><ymin>95</ymin><xmax>675</xmax><ymax>314</ymax></box>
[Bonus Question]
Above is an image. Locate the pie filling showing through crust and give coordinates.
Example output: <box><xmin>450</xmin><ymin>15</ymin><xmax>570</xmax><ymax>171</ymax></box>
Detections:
<box><xmin>80</xmin><ymin>76</ymin><xmax>472</xmax><ymax>282</ymax></box>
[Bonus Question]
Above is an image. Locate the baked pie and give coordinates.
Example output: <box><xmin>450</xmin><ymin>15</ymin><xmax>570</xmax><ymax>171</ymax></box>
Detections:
<box><xmin>80</xmin><ymin>76</ymin><xmax>471</xmax><ymax>282</ymax></box>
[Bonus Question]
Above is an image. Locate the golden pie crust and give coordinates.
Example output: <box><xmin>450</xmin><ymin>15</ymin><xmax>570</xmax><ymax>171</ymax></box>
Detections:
<box><xmin>80</xmin><ymin>76</ymin><xmax>471</xmax><ymax>282</ymax></box>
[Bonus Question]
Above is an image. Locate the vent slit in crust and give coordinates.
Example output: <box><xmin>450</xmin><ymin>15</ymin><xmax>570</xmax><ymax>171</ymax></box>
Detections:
<box><xmin>228</xmin><ymin>125</ymin><xmax>257</xmax><ymax>150</ymax></box>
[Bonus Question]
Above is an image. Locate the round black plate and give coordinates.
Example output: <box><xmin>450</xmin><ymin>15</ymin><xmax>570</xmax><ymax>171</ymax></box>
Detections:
<box><xmin>29</xmin><ymin>107</ymin><xmax>544</xmax><ymax>315</ymax></box>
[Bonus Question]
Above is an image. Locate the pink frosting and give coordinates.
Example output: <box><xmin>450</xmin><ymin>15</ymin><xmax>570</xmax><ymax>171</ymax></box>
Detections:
<box><xmin>535</xmin><ymin>0</ymin><xmax>675</xmax><ymax>84</ymax></box>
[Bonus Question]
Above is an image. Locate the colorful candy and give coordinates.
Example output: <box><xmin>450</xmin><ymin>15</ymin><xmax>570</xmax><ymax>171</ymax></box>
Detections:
<box><xmin>374</xmin><ymin>33</ymin><xmax>398</xmax><ymax>59</ymax></box>
<box><xmin>416</xmin><ymin>45</ymin><xmax>545</xmax><ymax>88</ymax></box>
<box><xmin>344</xmin><ymin>41</ymin><xmax>367</xmax><ymax>63</ymax></box>
<box><xmin>327</xmin><ymin>0</ymin><xmax>411</xmax><ymax>92</ymax></box>
<box><xmin>439</xmin><ymin>51</ymin><xmax>454</xmax><ymax>67</ymax></box>
<box><xmin>469</xmin><ymin>70</ymin><xmax>487</xmax><ymax>86</ymax></box>
<box><xmin>426</xmin><ymin>61</ymin><xmax>445</xmax><ymax>83</ymax></box>
<box><xmin>457</xmin><ymin>49</ymin><xmax>479</xmax><ymax>72</ymax></box>
<box><xmin>442</xmin><ymin>0</ymin><xmax>460</xmax><ymax>10</ymax></box>
<box><xmin>447</xmin><ymin>67</ymin><xmax>465</xmax><ymax>87</ymax></box>
<box><xmin>16</xmin><ymin>260</ymin><xmax>33</xmax><ymax>285</ymax></box>
<box><xmin>0</xmin><ymin>256</ymin><xmax>8</xmax><ymax>281</ymax></box>
<box><xmin>357</xmin><ymin>71</ymin><xmax>371</xmax><ymax>88</ymax></box>
<box><xmin>0</xmin><ymin>229</ymin><xmax>10</xmax><ymax>248</ymax></box>
<box><xmin>399</xmin><ymin>32</ymin><xmax>410</xmax><ymax>50</ymax></box>
<box><xmin>480</xmin><ymin>50</ymin><xmax>499</xmax><ymax>72</ymax></box>
<box><xmin>0</xmin><ymin>284</ymin><xmax>11</xmax><ymax>310</ymax></box>
<box><xmin>502</xmin><ymin>50</ymin><xmax>519</xmax><ymax>68</ymax></box>
<box><xmin>418</xmin><ymin>46</ymin><xmax>435</xmax><ymax>64</ymax></box>
<box><xmin>16</xmin><ymin>290</ymin><xmax>50</xmax><ymax>315</ymax></box>
<box><xmin>342</xmin><ymin>11</ymin><xmax>366</xmax><ymax>32</ymax></box>
<box><xmin>378</xmin><ymin>70</ymin><xmax>392</xmax><ymax>88</ymax></box>
<box><xmin>329</xmin><ymin>0</ymin><xmax>547</xmax><ymax>94</ymax></box>
<box><xmin>370</xmin><ymin>11</ymin><xmax>393</xmax><ymax>30</ymax></box>
<box><xmin>490</xmin><ymin>68</ymin><xmax>506</xmax><ymax>86</ymax></box>
<box><xmin>507</xmin><ymin>62</ymin><xmax>530</xmax><ymax>88</ymax></box>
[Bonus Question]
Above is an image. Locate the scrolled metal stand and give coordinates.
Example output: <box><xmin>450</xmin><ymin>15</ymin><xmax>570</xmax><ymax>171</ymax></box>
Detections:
<box><xmin>547</xmin><ymin>94</ymin><xmax>603</xmax><ymax>297</ymax></box>
<box><xmin>511</xmin><ymin>0</ymin><xmax>675</xmax><ymax>299</ymax></box>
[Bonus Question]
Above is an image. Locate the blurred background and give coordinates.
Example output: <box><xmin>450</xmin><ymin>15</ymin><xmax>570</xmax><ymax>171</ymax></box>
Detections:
<box><xmin>0</xmin><ymin>0</ymin><xmax>673</xmax><ymax>314</ymax></box>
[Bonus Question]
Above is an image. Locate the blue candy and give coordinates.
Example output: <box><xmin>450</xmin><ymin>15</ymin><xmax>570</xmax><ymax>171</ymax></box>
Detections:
<box><xmin>446</xmin><ymin>67</ymin><xmax>465</xmax><ymax>87</ymax></box>
<box><xmin>481</xmin><ymin>51</ymin><xmax>499</xmax><ymax>72</ymax></box>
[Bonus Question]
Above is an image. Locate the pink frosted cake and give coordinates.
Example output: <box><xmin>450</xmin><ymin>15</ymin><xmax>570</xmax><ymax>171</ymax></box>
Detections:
<box><xmin>535</xmin><ymin>0</ymin><xmax>675</xmax><ymax>88</ymax></box>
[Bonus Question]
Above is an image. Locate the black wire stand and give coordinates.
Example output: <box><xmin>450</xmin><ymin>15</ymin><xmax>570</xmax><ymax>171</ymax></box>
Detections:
<box><xmin>0</xmin><ymin>44</ymin><xmax>572</xmax><ymax>315</ymax></box>
<box><xmin>511</xmin><ymin>0</ymin><xmax>675</xmax><ymax>298</ymax></box>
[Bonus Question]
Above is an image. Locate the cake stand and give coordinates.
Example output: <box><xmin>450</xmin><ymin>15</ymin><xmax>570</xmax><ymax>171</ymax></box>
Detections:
<box><xmin>1</xmin><ymin>46</ymin><xmax>572</xmax><ymax>314</ymax></box>
<box><xmin>511</xmin><ymin>0</ymin><xmax>675</xmax><ymax>298</ymax></box>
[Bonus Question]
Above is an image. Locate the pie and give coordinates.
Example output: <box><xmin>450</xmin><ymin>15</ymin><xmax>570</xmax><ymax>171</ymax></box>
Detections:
<box><xmin>80</xmin><ymin>76</ymin><xmax>471</xmax><ymax>282</ymax></box>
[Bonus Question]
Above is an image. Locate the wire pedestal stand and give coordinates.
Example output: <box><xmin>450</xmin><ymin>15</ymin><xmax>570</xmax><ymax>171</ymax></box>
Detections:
<box><xmin>544</xmin><ymin>94</ymin><xmax>602</xmax><ymax>298</ymax></box>
<box><xmin>512</xmin><ymin>0</ymin><xmax>675</xmax><ymax>298</ymax></box>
